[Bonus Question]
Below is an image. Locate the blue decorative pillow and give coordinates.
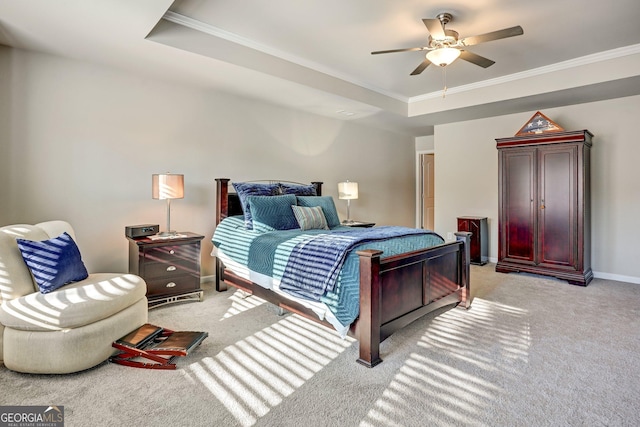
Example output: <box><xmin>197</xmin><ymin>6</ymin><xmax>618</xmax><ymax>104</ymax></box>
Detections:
<box><xmin>279</xmin><ymin>183</ymin><xmax>317</xmax><ymax>196</ymax></box>
<box><xmin>296</xmin><ymin>196</ymin><xmax>341</xmax><ymax>228</ymax></box>
<box><xmin>291</xmin><ymin>205</ymin><xmax>329</xmax><ymax>231</ymax></box>
<box><xmin>248</xmin><ymin>194</ymin><xmax>299</xmax><ymax>231</ymax></box>
<box><xmin>233</xmin><ymin>182</ymin><xmax>282</xmax><ymax>229</ymax></box>
<box><xmin>16</xmin><ymin>232</ymin><xmax>89</xmax><ymax>294</ymax></box>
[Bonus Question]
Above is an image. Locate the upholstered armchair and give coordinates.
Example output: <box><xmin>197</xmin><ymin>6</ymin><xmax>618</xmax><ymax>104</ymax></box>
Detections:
<box><xmin>0</xmin><ymin>221</ymin><xmax>148</xmax><ymax>374</ymax></box>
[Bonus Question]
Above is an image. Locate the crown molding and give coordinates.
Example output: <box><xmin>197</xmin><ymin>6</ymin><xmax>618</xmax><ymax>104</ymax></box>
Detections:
<box><xmin>410</xmin><ymin>43</ymin><xmax>640</xmax><ymax>102</ymax></box>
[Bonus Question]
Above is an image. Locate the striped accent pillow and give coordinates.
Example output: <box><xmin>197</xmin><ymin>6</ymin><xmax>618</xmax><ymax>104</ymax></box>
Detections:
<box><xmin>16</xmin><ymin>232</ymin><xmax>89</xmax><ymax>294</ymax></box>
<box><xmin>291</xmin><ymin>205</ymin><xmax>329</xmax><ymax>231</ymax></box>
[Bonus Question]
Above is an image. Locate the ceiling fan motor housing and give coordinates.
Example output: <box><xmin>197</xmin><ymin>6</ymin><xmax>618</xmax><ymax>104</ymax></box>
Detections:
<box><xmin>429</xmin><ymin>29</ymin><xmax>459</xmax><ymax>49</ymax></box>
<box><xmin>436</xmin><ymin>12</ymin><xmax>453</xmax><ymax>25</ymax></box>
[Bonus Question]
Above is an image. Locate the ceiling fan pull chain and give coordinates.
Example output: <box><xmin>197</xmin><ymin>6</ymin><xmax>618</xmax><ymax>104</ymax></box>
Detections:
<box><xmin>442</xmin><ymin>67</ymin><xmax>448</xmax><ymax>98</ymax></box>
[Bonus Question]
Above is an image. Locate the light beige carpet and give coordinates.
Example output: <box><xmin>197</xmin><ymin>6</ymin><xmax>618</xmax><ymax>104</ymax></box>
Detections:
<box><xmin>1</xmin><ymin>265</ymin><xmax>639</xmax><ymax>426</ymax></box>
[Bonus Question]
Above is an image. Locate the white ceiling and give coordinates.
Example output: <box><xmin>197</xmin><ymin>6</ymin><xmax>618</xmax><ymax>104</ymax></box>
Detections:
<box><xmin>1</xmin><ymin>0</ymin><xmax>640</xmax><ymax>136</ymax></box>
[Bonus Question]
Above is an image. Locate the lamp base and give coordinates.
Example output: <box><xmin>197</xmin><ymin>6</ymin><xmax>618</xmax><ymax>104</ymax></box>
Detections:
<box><xmin>341</xmin><ymin>219</ymin><xmax>357</xmax><ymax>225</ymax></box>
<box><xmin>157</xmin><ymin>230</ymin><xmax>178</xmax><ymax>237</ymax></box>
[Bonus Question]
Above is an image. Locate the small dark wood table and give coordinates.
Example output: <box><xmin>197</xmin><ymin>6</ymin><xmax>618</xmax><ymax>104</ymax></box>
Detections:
<box><xmin>127</xmin><ymin>232</ymin><xmax>204</xmax><ymax>308</ymax></box>
<box><xmin>457</xmin><ymin>216</ymin><xmax>488</xmax><ymax>265</ymax></box>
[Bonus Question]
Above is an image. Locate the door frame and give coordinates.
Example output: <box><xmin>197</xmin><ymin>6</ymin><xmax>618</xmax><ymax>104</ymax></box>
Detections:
<box><xmin>416</xmin><ymin>149</ymin><xmax>434</xmax><ymax>229</ymax></box>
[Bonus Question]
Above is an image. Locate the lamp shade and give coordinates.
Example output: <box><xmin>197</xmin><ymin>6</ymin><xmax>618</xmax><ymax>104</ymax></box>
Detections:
<box><xmin>426</xmin><ymin>47</ymin><xmax>461</xmax><ymax>67</ymax></box>
<box><xmin>338</xmin><ymin>181</ymin><xmax>358</xmax><ymax>200</ymax></box>
<box><xmin>152</xmin><ymin>174</ymin><xmax>184</xmax><ymax>200</ymax></box>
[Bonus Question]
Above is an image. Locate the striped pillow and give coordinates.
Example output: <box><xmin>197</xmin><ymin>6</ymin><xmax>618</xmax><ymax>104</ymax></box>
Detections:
<box><xmin>296</xmin><ymin>196</ymin><xmax>340</xmax><ymax>228</ymax></box>
<box><xmin>291</xmin><ymin>205</ymin><xmax>329</xmax><ymax>231</ymax></box>
<box><xmin>16</xmin><ymin>232</ymin><xmax>89</xmax><ymax>294</ymax></box>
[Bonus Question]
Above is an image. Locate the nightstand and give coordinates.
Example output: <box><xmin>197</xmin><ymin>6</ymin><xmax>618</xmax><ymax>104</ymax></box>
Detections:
<box><xmin>127</xmin><ymin>232</ymin><xmax>204</xmax><ymax>309</ymax></box>
<box><xmin>457</xmin><ymin>217</ymin><xmax>488</xmax><ymax>265</ymax></box>
<box><xmin>342</xmin><ymin>221</ymin><xmax>375</xmax><ymax>228</ymax></box>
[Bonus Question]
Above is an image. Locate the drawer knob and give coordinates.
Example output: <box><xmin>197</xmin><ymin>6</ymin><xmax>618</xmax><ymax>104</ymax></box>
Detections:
<box><xmin>169</xmin><ymin>249</ymin><xmax>175</xmax><ymax>255</ymax></box>
<box><xmin>166</xmin><ymin>282</ymin><xmax>176</xmax><ymax>288</ymax></box>
<box><xmin>166</xmin><ymin>265</ymin><xmax>177</xmax><ymax>272</ymax></box>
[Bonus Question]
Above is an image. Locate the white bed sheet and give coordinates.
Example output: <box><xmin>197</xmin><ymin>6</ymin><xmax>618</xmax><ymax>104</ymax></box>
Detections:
<box><xmin>212</xmin><ymin>246</ymin><xmax>350</xmax><ymax>337</ymax></box>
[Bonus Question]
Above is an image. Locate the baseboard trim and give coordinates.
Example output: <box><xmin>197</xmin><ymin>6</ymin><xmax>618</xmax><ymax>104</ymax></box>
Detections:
<box><xmin>201</xmin><ymin>274</ymin><xmax>216</xmax><ymax>284</ymax></box>
<box><xmin>593</xmin><ymin>271</ymin><xmax>640</xmax><ymax>285</ymax></box>
<box><xmin>475</xmin><ymin>263</ymin><xmax>639</xmax><ymax>285</ymax></box>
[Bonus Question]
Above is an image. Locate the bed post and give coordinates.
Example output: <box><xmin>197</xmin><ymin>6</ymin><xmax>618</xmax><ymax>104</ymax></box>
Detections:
<box><xmin>356</xmin><ymin>249</ymin><xmax>383</xmax><ymax>368</ymax></box>
<box><xmin>215</xmin><ymin>178</ymin><xmax>230</xmax><ymax>226</ymax></box>
<box><xmin>215</xmin><ymin>178</ymin><xmax>230</xmax><ymax>292</ymax></box>
<box><xmin>455</xmin><ymin>231</ymin><xmax>472</xmax><ymax>308</ymax></box>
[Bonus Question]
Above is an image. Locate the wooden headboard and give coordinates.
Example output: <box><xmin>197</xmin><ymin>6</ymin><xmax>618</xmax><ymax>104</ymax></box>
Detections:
<box><xmin>215</xmin><ymin>178</ymin><xmax>323</xmax><ymax>225</ymax></box>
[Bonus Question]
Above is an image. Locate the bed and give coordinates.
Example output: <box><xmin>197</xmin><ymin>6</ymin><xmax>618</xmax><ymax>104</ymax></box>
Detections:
<box><xmin>212</xmin><ymin>178</ymin><xmax>471</xmax><ymax>367</ymax></box>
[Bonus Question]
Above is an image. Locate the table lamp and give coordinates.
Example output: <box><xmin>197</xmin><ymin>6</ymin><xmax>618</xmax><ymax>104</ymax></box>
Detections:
<box><xmin>338</xmin><ymin>181</ymin><xmax>358</xmax><ymax>224</ymax></box>
<box><xmin>152</xmin><ymin>173</ymin><xmax>184</xmax><ymax>236</ymax></box>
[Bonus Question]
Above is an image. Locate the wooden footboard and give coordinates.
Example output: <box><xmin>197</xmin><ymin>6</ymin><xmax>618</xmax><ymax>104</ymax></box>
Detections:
<box><xmin>354</xmin><ymin>232</ymin><xmax>470</xmax><ymax>367</ymax></box>
<box><xmin>213</xmin><ymin>178</ymin><xmax>471</xmax><ymax>367</ymax></box>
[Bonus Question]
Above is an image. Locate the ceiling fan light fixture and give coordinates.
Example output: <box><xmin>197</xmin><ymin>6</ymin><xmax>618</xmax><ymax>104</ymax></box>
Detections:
<box><xmin>426</xmin><ymin>47</ymin><xmax>461</xmax><ymax>67</ymax></box>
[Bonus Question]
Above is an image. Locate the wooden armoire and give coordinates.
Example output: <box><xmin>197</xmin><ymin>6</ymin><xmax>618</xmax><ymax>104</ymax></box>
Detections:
<box><xmin>495</xmin><ymin>130</ymin><xmax>593</xmax><ymax>286</ymax></box>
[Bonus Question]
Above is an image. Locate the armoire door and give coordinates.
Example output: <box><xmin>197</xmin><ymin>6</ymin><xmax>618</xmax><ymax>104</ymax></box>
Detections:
<box><xmin>537</xmin><ymin>144</ymin><xmax>578</xmax><ymax>269</ymax></box>
<box><xmin>500</xmin><ymin>148</ymin><xmax>536</xmax><ymax>264</ymax></box>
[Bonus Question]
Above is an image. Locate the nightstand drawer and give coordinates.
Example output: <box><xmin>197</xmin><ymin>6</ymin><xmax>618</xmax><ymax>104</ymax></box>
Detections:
<box><xmin>143</xmin><ymin>260</ymin><xmax>198</xmax><ymax>278</ymax></box>
<box><xmin>145</xmin><ymin>275</ymin><xmax>200</xmax><ymax>298</ymax></box>
<box><xmin>144</xmin><ymin>244</ymin><xmax>200</xmax><ymax>264</ymax></box>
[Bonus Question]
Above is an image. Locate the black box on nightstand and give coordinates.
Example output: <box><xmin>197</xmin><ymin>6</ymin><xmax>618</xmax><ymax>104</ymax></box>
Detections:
<box><xmin>125</xmin><ymin>224</ymin><xmax>159</xmax><ymax>239</ymax></box>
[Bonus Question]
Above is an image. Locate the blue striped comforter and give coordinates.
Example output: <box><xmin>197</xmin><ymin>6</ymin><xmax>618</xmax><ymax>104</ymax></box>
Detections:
<box><xmin>279</xmin><ymin>227</ymin><xmax>432</xmax><ymax>301</ymax></box>
<box><xmin>212</xmin><ymin>216</ymin><xmax>444</xmax><ymax>327</ymax></box>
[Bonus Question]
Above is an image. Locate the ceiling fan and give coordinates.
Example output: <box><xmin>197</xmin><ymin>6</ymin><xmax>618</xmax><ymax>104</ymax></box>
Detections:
<box><xmin>371</xmin><ymin>12</ymin><xmax>524</xmax><ymax>75</ymax></box>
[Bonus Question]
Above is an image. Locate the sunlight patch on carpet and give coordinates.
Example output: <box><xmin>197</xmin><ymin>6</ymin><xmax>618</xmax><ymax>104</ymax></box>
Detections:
<box><xmin>190</xmin><ymin>314</ymin><xmax>355</xmax><ymax>426</ymax></box>
<box><xmin>220</xmin><ymin>289</ymin><xmax>266</xmax><ymax>320</ymax></box>
<box><xmin>361</xmin><ymin>298</ymin><xmax>531</xmax><ymax>427</ymax></box>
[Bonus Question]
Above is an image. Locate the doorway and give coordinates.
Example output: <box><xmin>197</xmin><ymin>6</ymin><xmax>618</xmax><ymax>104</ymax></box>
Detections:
<box><xmin>419</xmin><ymin>153</ymin><xmax>435</xmax><ymax>230</ymax></box>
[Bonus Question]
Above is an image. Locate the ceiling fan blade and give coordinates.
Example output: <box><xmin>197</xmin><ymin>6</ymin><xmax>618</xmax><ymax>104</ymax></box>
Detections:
<box><xmin>410</xmin><ymin>58</ymin><xmax>431</xmax><ymax>75</ymax></box>
<box><xmin>459</xmin><ymin>50</ymin><xmax>495</xmax><ymax>68</ymax></box>
<box><xmin>422</xmin><ymin>18</ymin><xmax>445</xmax><ymax>39</ymax></box>
<box><xmin>460</xmin><ymin>26</ymin><xmax>524</xmax><ymax>46</ymax></box>
<box><xmin>371</xmin><ymin>47</ymin><xmax>426</xmax><ymax>55</ymax></box>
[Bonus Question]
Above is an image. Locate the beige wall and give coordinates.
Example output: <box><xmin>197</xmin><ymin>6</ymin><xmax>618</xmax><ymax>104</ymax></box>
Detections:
<box><xmin>0</xmin><ymin>46</ymin><xmax>10</xmax><ymax>215</ymax></box>
<box><xmin>415</xmin><ymin>135</ymin><xmax>434</xmax><ymax>152</ymax></box>
<box><xmin>0</xmin><ymin>48</ymin><xmax>415</xmax><ymax>277</ymax></box>
<box><xmin>434</xmin><ymin>96</ymin><xmax>640</xmax><ymax>282</ymax></box>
